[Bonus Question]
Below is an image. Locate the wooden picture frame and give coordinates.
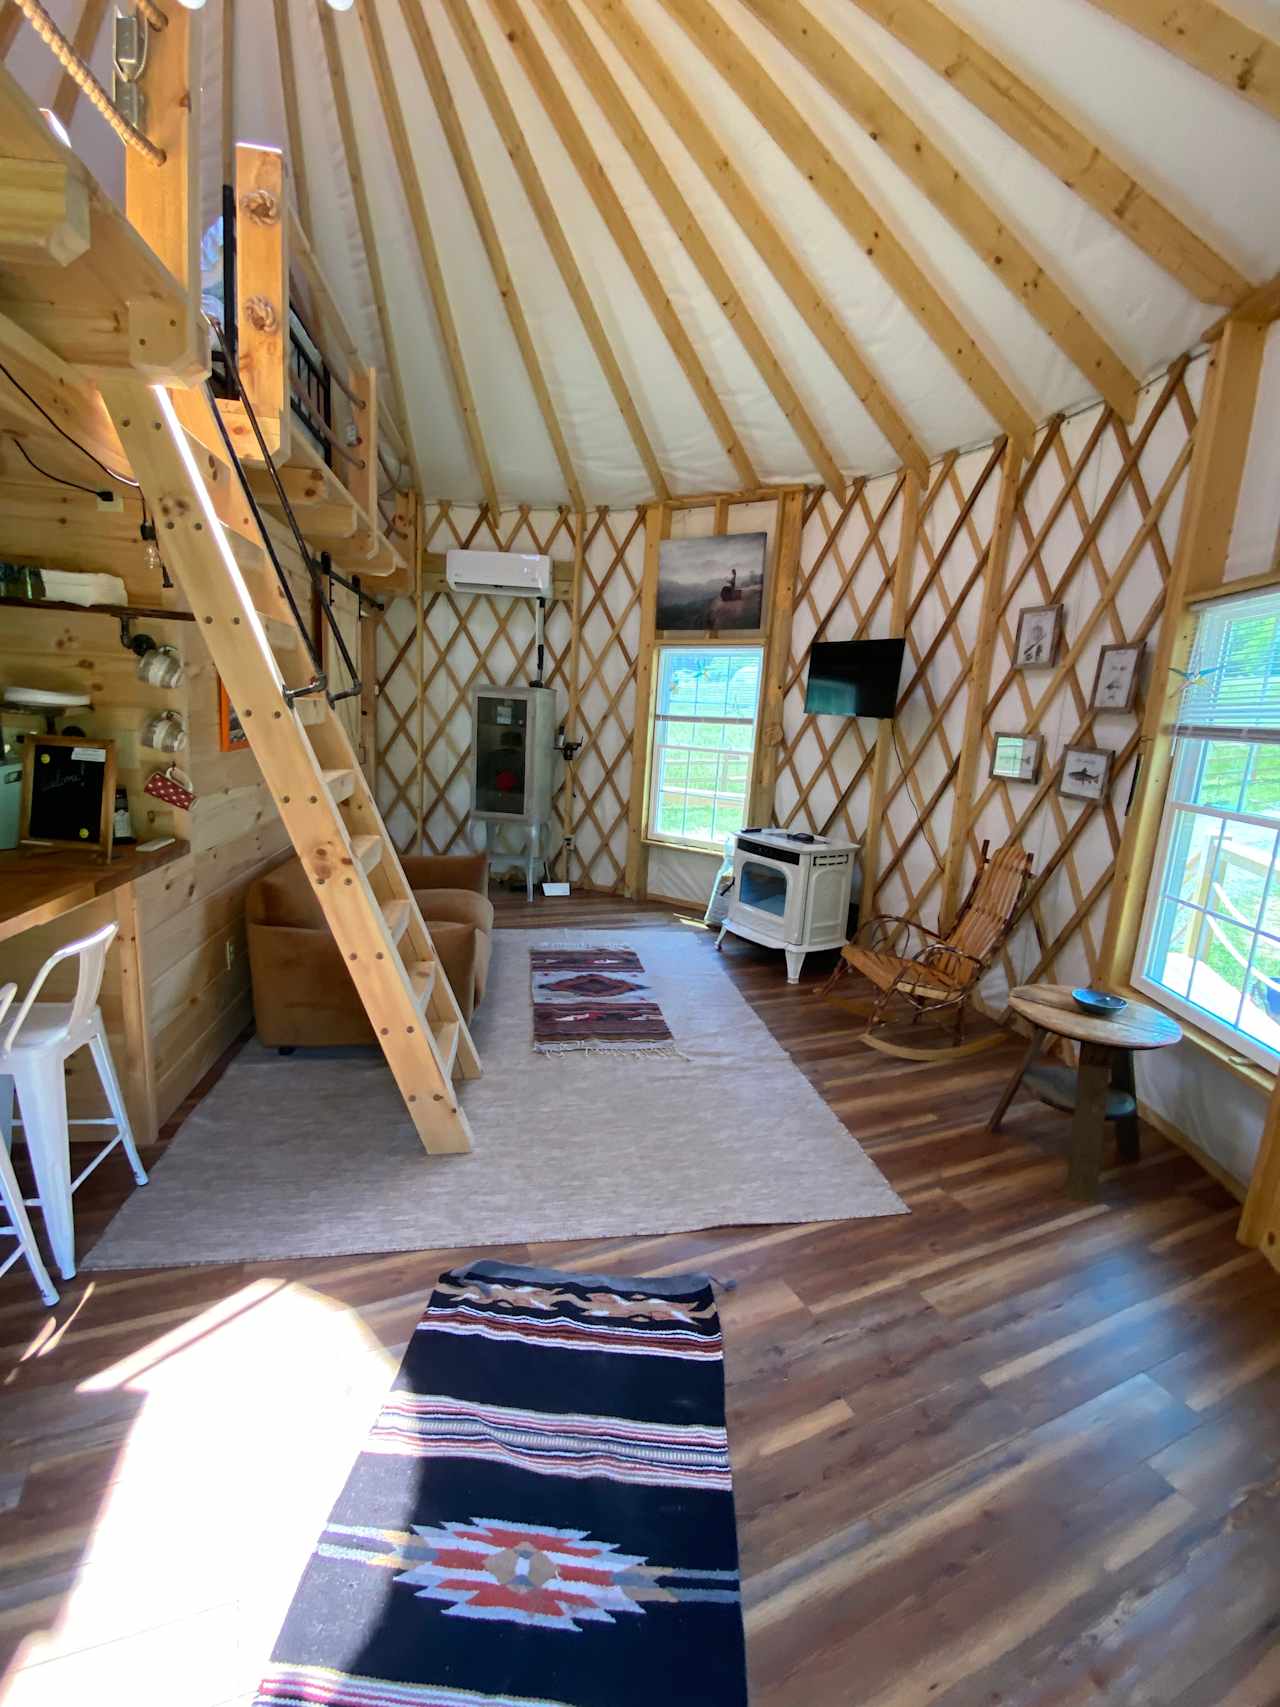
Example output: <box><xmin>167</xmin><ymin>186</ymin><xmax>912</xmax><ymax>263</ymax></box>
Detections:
<box><xmin>218</xmin><ymin>677</ymin><xmax>250</xmax><ymax>752</ymax></box>
<box><xmin>990</xmin><ymin>732</ymin><xmax>1043</xmax><ymax>784</ymax></box>
<box><xmin>19</xmin><ymin>734</ymin><xmax>116</xmax><ymax>857</ymax></box>
<box><xmin>1090</xmin><ymin>642</ymin><xmax>1144</xmax><ymax>712</ymax></box>
<box><xmin>1058</xmin><ymin>744</ymin><xmax>1113</xmax><ymax>804</ymax></box>
<box><xmin>656</xmin><ymin>532</ymin><xmax>768</xmax><ymax>641</ymax></box>
<box><xmin>1013</xmin><ymin>605</ymin><xmax>1063</xmax><ymax>670</ymax></box>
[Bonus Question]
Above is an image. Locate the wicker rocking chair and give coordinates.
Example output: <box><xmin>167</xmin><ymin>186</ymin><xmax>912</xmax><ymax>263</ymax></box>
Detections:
<box><xmin>820</xmin><ymin>841</ymin><xmax>1033</xmax><ymax>1061</ymax></box>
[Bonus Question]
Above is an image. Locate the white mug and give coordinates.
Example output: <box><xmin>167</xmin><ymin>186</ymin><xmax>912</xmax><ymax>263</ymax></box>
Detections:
<box><xmin>140</xmin><ymin>710</ymin><xmax>188</xmax><ymax>753</ymax></box>
<box><xmin>137</xmin><ymin>644</ymin><xmax>184</xmax><ymax>689</ymax></box>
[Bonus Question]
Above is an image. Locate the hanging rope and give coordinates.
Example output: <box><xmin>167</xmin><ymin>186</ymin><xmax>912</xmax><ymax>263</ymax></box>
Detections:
<box><xmin>12</xmin><ymin>0</ymin><xmax>166</xmax><ymax>164</ymax></box>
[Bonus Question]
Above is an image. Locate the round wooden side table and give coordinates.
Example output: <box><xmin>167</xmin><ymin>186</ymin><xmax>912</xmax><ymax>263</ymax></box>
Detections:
<box><xmin>987</xmin><ymin>984</ymin><xmax>1183</xmax><ymax>1200</ymax></box>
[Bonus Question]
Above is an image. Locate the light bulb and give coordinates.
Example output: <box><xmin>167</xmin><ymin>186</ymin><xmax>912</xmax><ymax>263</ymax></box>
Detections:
<box><xmin>326</xmin><ymin>0</ymin><xmax>356</xmax><ymax>10</ymax></box>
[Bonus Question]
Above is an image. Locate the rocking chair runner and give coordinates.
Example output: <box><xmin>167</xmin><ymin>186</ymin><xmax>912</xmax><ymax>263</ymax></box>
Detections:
<box><xmin>821</xmin><ymin>841</ymin><xmax>1034</xmax><ymax>1060</ymax></box>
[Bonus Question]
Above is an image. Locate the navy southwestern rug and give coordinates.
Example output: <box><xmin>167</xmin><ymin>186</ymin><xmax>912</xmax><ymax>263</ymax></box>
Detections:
<box><xmin>252</xmin><ymin>1259</ymin><xmax>748</xmax><ymax>1707</ymax></box>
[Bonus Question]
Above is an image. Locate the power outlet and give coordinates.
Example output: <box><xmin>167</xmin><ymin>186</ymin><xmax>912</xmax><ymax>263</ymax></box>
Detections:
<box><xmin>97</xmin><ymin>491</ymin><xmax>124</xmax><ymax>513</ymax></box>
<box><xmin>225</xmin><ymin>938</ymin><xmax>236</xmax><ymax>971</ymax></box>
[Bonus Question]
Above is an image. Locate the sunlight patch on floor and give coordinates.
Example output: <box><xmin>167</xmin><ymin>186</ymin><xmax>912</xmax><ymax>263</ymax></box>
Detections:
<box><xmin>3</xmin><ymin>1282</ymin><xmax>398</xmax><ymax>1707</ymax></box>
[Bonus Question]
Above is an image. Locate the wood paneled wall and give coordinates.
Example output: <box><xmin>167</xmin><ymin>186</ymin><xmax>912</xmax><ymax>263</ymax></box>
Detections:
<box><xmin>0</xmin><ymin>507</ymin><xmax>312</xmax><ymax>1130</ymax></box>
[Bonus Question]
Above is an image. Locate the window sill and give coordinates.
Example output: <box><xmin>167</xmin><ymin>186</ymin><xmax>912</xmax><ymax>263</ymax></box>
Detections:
<box><xmin>643</xmin><ymin>833</ymin><xmax>724</xmax><ymax>859</ymax></box>
<box><xmin>1115</xmin><ymin>982</ymin><xmax>1276</xmax><ymax>1094</ymax></box>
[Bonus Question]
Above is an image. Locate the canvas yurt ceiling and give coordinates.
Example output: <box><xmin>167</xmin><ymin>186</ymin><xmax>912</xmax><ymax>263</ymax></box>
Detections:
<box><xmin>8</xmin><ymin>0</ymin><xmax>1280</xmax><ymax>507</ymax></box>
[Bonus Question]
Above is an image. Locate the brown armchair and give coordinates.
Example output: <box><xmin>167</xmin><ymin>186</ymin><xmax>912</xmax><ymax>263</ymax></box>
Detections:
<box><xmin>246</xmin><ymin>851</ymin><xmax>493</xmax><ymax>1050</ymax></box>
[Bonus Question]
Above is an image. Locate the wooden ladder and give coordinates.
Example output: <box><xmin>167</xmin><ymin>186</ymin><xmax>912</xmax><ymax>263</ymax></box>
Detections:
<box><xmin>100</xmin><ymin>377</ymin><xmax>480</xmax><ymax>1156</ymax></box>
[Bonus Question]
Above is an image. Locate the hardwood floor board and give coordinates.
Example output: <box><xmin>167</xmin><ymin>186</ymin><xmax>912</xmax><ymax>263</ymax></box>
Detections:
<box><xmin>0</xmin><ymin>893</ymin><xmax>1273</xmax><ymax>1703</ymax></box>
<box><xmin>751</xmin><ymin>1460</ymin><xmax>1184</xmax><ymax>1704</ymax></box>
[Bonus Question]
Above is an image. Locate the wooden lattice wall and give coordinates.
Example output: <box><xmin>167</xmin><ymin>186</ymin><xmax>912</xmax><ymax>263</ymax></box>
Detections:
<box><xmin>375</xmin><ymin>503</ymin><xmax>643</xmax><ymax>890</ymax></box>
<box><xmin>375</xmin><ymin>359</ymin><xmax>1204</xmax><ymax>953</ymax></box>
<box><xmin>966</xmin><ymin>359</ymin><xmax>1205</xmax><ymax>1010</ymax></box>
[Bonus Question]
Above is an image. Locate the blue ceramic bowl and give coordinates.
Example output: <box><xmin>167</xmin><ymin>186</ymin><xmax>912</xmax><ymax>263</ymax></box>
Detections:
<box><xmin>1071</xmin><ymin>987</ymin><xmax>1127</xmax><ymax>1018</ymax></box>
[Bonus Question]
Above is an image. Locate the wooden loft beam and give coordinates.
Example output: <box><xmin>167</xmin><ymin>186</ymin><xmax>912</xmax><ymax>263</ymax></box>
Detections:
<box><xmin>314</xmin><ymin>0</ymin><xmax>422</xmax><ymax>495</ymax></box>
<box><xmin>52</xmin><ymin>0</ymin><xmax>109</xmax><ymax>128</ymax></box>
<box><xmin>221</xmin><ymin>0</ymin><xmax>235</xmax><ymax>188</ymax></box>
<box><xmin>1082</xmin><ymin>0</ymin><xmax>1280</xmax><ymax>125</ymax></box>
<box><xmin>439</xmin><ymin>0</ymin><xmax>668</xmax><ymax>500</ymax></box>
<box><xmin>0</xmin><ymin>6</ymin><xmax>22</xmax><ymax>60</ymax></box>
<box><xmin>656</xmin><ymin>0</ymin><xmax>1036</xmax><ymax>449</ymax></box>
<box><xmin>740</xmin><ymin>0</ymin><xmax>1141</xmax><ymax>422</ymax></box>
<box><xmin>532</xmin><ymin>0</ymin><xmax>846</xmax><ymax>498</ymax></box>
<box><xmin>844</xmin><ymin>0</ymin><xmax>1250</xmax><ymax>307</ymax></box>
<box><xmin>579</xmin><ymin>0</ymin><xmax>928</xmax><ymax>481</ymax></box>
<box><xmin>482</xmin><ymin>0</ymin><xmax>760</xmax><ymax>490</ymax></box>
<box><xmin>400</xmin><ymin>0</ymin><xmax>585</xmax><ymax>512</ymax></box>
<box><xmin>271</xmin><ymin>0</ymin><xmax>312</xmax><ymax>239</ymax></box>
<box><xmin>356</xmin><ymin>0</ymin><xmax>499</xmax><ymax>517</ymax></box>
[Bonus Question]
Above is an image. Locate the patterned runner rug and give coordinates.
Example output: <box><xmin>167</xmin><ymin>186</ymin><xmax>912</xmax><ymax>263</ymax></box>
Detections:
<box><xmin>253</xmin><ymin>1260</ymin><xmax>748</xmax><ymax>1707</ymax></box>
<box><xmin>531</xmin><ymin>945</ymin><xmax>679</xmax><ymax>1055</ymax></box>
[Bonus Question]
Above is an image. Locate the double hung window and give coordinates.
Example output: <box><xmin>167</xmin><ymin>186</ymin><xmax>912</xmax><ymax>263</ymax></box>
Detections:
<box><xmin>646</xmin><ymin>646</ymin><xmax>763</xmax><ymax>851</ymax></box>
<box><xmin>1135</xmin><ymin>586</ymin><xmax>1280</xmax><ymax>1066</ymax></box>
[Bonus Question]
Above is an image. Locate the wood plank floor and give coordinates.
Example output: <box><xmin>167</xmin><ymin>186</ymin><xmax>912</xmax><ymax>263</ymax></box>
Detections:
<box><xmin>1</xmin><ymin>892</ymin><xmax>1278</xmax><ymax>1705</ymax></box>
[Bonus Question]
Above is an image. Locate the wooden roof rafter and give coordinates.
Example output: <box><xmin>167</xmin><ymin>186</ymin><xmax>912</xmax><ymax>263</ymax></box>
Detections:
<box><xmin>355</xmin><ymin>0</ymin><xmax>499</xmax><ymax>516</ymax></box>
<box><xmin>479</xmin><ymin>0</ymin><xmax>760</xmax><ymax>491</ymax></box>
<box><xmin>272</xmin><ymin>0</ymin><xmax>312</xmax><ymax>239</ymax></box>
<box><xmin>655</xmin><ymin>0</ymin><xmax>1037</xmax><ymax>450</ymax></box>
<box><xmin>843</xmin><ymin>0</ymin><xmax>1252</xmax><ymax>307</ymax></box>
<box><xmin>530</xmin><ymin>0</ymin><xmax>846</xmax><ymax>499</ymax></box>
<box><xmin>312</xmin><ymin>0</ymin><xmax>422</xmax><ymax>495</ymax></box>
<box><xmin>437</xmin><ymin>0</ymin><xmax>668</xmax><ymax>500</ymax></box>
<box><xmin>739</xmin><ymin>0</ymin><xmax>1142</xmax><ymax>422</ymax></box>
<box><xmin>1081</xmin><ymin>0</ymin><xmax>1280</xmax><ymax>126</ymax></box>
<box><xmin>398</xmin><ymin>0</ymin><xmax>585</xmax><ymax>513</ymax></box>
<box><xmin>52</xmin><ymin>0</ymin><xmax>109</xmax><ymax>129</ymax></box>
<box><xmin>578</xmin><ymin>0</ymin><xmax>928</xmax><ymax>481</ymax></box>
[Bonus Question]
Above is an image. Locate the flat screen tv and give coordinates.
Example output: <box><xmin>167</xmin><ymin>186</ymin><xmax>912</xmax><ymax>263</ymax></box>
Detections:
<box><xmin>804</xmin><ymin>638</ymin><xmax>905</xmax><ymax>719</ymax></box>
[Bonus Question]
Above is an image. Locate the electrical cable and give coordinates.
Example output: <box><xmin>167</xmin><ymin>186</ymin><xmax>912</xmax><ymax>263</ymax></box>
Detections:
<box><xmin>892</xmin><ymin>718</ymin><xmax>947</xmax><ymax>872</ymax></box>
<box><xmin>0</xmin><ymin>358</ymin><xmax>139</xmax><ymax>488</ymax></box>
<box><xmin>6</xmin><ymin>433</ymin><xmax>112</xmax><ymax>500</ymax></box>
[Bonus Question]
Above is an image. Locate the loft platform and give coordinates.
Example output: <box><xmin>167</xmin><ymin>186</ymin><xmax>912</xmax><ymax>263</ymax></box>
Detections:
<box><xmin>0</xmin><ymin>62</ymin><xmax>202</xmax><ymax>386</ymax></box>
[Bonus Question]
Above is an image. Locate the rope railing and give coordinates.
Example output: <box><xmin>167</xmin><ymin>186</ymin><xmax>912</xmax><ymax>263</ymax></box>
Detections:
<box><xmin>13</xmin><ymin>0</ymin><xmax>166</xmax><ymax>164</ymax></box>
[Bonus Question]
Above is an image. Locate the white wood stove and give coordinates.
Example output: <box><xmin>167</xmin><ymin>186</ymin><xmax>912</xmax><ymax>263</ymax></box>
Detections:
<box><xmin>716</xmin><ymin>828</ymin><xmax>859</xmax><ymax>983</ymax></box>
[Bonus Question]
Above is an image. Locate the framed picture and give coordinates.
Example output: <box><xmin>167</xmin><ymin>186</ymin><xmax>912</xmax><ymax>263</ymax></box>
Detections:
<box><xmin>1090</xmin><ymin>642</ymin><xmax>1144</xmax><ymax>712</ymax></box>
<box><xmin>218</xmin><ymin>678</ymin><xmax>250</xmax><ymax>752</ymax></box>
<box><xmin>1058</xmin><ymin>744</ymin><xmax>1113</xmax><ymax>804</ymax></box>
<box><xmin>1013</xmin><ymin>605</ymin><xmax>1063</xmax><ymax>670</ymax></box>
<box><xmin>990</xmin><ymin>732</ymin><xmax>1043</xmax><ymax>784</ymax></box>
<box><xmin>657</xmin><ymin>532</ymin><xmax>767</xmax><ymax>635</ymax></box>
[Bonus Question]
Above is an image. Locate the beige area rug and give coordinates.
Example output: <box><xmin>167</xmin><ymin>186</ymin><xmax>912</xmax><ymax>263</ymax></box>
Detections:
<box><xmin>85</xmin><ymin>927</ymin><xmax>906</xmax><ymax>1268</ymax></box>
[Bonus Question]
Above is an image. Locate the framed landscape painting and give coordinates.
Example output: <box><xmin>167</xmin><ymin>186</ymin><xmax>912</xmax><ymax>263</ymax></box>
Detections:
<box><xmin>657</xmin><ymin>532</ymin><xmax>767</xmax><ymax>635</ymax></box>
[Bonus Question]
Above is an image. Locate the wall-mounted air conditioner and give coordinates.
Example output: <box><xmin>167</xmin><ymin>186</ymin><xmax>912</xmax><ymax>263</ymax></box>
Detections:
<box><xmin>445</xmin><ymin>549</ymin><xmax>552</xmax><ymax>600</ymax></box>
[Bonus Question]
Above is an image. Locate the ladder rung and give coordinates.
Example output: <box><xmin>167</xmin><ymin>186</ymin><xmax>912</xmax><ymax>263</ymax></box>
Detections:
<box><xmin>294</xmin><ymin>697</ymin><xmax>327</xmax><ymax>725</ymax></box>
<box><xmin>322</xmin><ymin>767</ymin><xmax>356</xmax><ymax>803</ymax></box>
<box><xmin>262</xmin><ymin>616</ymin><xmax>299</xmax><ymax>651</ymax></box>
<box><xmin>408</xmin><ymin>959</ymin><xmax>436</xmax><ymax>1010</ymax></box>
<box><xmin>352</xmin><ymin>833</ymin><xmax>382</xmax><ymax>874</ymax></box>
<box><xmin>382</xmin><ymin>898</ymin><xmax>411</xmax><ymax>945</ymax></box>
<box><xmin>433</xmin><ymin>1019</ymin><xmax>460</xmax><ymax>1077</ymax></box>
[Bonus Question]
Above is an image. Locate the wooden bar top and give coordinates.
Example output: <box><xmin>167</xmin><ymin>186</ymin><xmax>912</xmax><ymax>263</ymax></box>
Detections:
<box><xmin>0</xmin><ymin>840</ymin><xmax>189</xmax><ymax>945</ymax></box>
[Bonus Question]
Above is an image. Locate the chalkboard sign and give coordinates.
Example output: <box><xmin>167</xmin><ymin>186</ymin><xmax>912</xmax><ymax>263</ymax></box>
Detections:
<box><xmin>20</xmin><ymin>735</ymin><xmax>116</xmax><ymax>857</ymax></box>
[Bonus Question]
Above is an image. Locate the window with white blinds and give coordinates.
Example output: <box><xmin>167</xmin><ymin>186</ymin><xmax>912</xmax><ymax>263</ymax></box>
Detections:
<box><xmin>1172</xmin><ymin>586</ymin><xmax>1280</xmax><ymax>742</ymax></box>
<box><xmin>1136</xmin><ymin>585</ymin><xmax>1280</xmax><ymax>1067</ymax></box>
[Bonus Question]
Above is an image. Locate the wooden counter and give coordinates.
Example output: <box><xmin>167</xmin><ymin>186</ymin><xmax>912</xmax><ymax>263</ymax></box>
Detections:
<box><xmin>0</xmin><ymin>840</ymin><xmax>189</xmax><ymax>945</ymax></box>
<box><xmin>0</xmin><ymin>840</ymin><xmax>190</xmax><ymax>1143</ymax></box>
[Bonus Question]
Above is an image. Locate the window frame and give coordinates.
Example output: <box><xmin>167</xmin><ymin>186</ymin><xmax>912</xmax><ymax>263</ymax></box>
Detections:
<box><xmin>1131</xmin><ymin>581</ymin><xmax>1280</xmax><ymax>1070</ymax></box>
<box><xmin>643</xmin><ymin>641</ymin><xmax>764</xmax><ymax>854</ymax></box>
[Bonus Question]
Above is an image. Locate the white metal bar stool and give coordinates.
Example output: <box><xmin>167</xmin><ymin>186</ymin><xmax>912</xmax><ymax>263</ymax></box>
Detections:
<box><xmin>0</xmin><ymin>920</ymin><xmax>148</xmax><ymax>1281</ymax></box>
<box><xmin>0</xmin><ymin>1032</ymin><xmax>58</xmax><ymax>1304</ymax></box>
